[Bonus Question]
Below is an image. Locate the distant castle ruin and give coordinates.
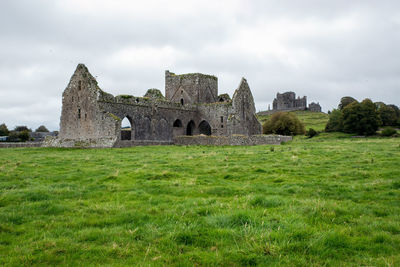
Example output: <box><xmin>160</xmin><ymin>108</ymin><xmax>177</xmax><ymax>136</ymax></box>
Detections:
<box><xmin>272</xmin><ymin>91</ymin><xmax>321</xmax><ymax>112</ymax></box>
<box><xmin>259</xmin><ymin>91</ymin><xmax>321</xmax><ymax>116</ymax></box>
<box><xmin>273</xmin><ymin>92</ymin><xmax>307</xmax><ymax>111</ymax></box>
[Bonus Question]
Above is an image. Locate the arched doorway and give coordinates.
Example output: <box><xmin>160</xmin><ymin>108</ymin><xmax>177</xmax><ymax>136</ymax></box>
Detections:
<box><xmin>186</xmin><ymin>120</ymin><xmax>195</xmax><ymax>136</ymax></box>
<box><xmin>198</xmin><ymin>120</ymin><xmax>211</xmax><ymax>136</ymax></box>
<box><xmin>121</xmin><ymin>117</ymin><xmax>133</xmax><ymax>140</ymax></box>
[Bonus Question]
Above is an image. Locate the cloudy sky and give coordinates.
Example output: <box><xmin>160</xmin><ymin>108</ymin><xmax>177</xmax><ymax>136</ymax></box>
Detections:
<box><xmin>0</xmin><ymin>0</ymin><xmax>399</xmax><ymax>131</ymax></box>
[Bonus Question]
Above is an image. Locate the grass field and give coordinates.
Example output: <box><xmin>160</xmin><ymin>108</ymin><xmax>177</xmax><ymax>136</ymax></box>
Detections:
<box><xmin>1</xmin><ymin>134</ymin><xmax>400</xmax><ymax>266</ymax></box>
<box><xmin>258</xmin><ymin>111</ymin><xmax>330</xmax><ymax>131</ymax></box>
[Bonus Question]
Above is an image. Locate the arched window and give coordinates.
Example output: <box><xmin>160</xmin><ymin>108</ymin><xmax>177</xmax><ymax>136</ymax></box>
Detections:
<box><xmin>186</xmin><ymin>120</ymin><xmax>195</xmax><ymax>136</ymax></box>
<box><xmin>198</xmin><ymin>120</ymin><xmax>211</xmax><ymax>136</ymax></box>
<box><xmin>121</xmin><ymin>117</ymin><xmax>133</xmax><ymax>140</ymax></box>
<box><xmin>180</xmin><ymin>99</ymin><xmax>184</xmax><ymax>105</ymax></box>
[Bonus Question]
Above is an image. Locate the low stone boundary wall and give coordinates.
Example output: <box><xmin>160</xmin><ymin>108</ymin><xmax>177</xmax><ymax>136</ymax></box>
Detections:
<box><xmin>114</xmin><ymin>140</ymin><xmax>174</xmax><ymax>147</ymax></box>
<box><xmin>1</xmin><ymin>136</ymin><xmax>291</xmax><ymax>148</ymax></box>
<box><xmin>43</xmin><ymin>137</ymin><xmax>117</xmax><ymax>148</ymax></box>
<box><xmin>0</xmin><ymin>142</ymin><xmax>43</xmax><ymax>148</ymax></box>
<box><xmin>174</xmin><ymin>135</ymin><xmax>292</xmax><ymax>146</ymax></box>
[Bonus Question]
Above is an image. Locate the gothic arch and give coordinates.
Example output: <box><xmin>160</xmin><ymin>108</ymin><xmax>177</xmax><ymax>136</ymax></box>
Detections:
<box><xmin>186</xmin><ymin>120</ymin><xmax>196</xmax><ymax>136</ymax></box>
<box><xmin>198</xmin><ymin>120</ymin><xmax>211</xmax><ymax>136</ymax></box>
<box><xmin>120</xmin><ymin>116</ymin><xmax>134</xmax><ymax>140</ymax></box>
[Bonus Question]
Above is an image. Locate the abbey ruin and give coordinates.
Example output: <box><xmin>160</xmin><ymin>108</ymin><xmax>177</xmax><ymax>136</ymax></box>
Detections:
<box><xmin>44</xmin><ymin>64</ymin><xmax>289</xmax><ymax>148</ymax></box>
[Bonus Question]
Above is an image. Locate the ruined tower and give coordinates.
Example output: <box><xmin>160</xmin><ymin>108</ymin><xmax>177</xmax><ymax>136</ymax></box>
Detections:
<box><xmin>165</xmin><ymin>71</ymin><xmax>218</xmax><ymax>105</ymax></box>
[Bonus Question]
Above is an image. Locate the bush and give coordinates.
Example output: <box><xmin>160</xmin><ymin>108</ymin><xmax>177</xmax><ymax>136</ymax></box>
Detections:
<box><xmin>306</xmin><ymin>128</ymin><xmax>318</xmax><ymax>138</ymax></box>
<box><xmin>381</xmin><ymin>127</ymin><xmax>397</xmax><ymax>137</ymax></box>
<box><xmin>263</xmin><ymin>112</ymin><xmax>305</xmax><ymax>136</ymax></box>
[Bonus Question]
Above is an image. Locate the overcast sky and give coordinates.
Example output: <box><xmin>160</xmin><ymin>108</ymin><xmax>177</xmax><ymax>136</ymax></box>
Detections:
<box><xmin>0</xmin><ymin>0</ymin><xmax>399</xmax><ymax>131</ymax></box>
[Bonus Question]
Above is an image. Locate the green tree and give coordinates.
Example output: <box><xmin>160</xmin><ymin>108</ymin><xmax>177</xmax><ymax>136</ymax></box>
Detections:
<box><xmin>35</xmin><ymin>125</ymin><xmax>49</xmax><ymax>132</ymax></box>
<box><xmin>342</xmin><ymin>99</ymin><xmax>380</xmax><ymax>135</ymax></box>
<box><xmin>7</xmin><ymin>131</ymin><xmax>19</xmax><ymax>141</ymax></box>
<box><xmin>263</xmin><ymin>112</ymin><xmax>305</xmax><ymax>136</ymax></box>
<box><xmin>338</xmin><ymin>96</ymin><xmax>357</xmax><ymax>110</ymax></box>
<box><xmin>378</xmin><ymin>104</ymin><xmax>397</xmax><ymax>126</ymax></box>
<box><xmin>0</xmin><ymin>123</ymin><xmax>9</xmax><ymax>136</ymax></box>
<box><xmin>325</xmin><ymin>109</ymin><xmax>343</xmax><ymax>132</ymax></box>
<box><xmin>14</xmin><ymin>126</ymin><xmax>31</xmax><ymax>132</ymax></box>
<box><xmin>388</xmin><ymin>104</ymin><xmax>400</xmax><ymax>125</ymax></box>
<box><xmin>18</xmin><ymin>130</ymin><xmax>30</xmax><ymax>142</ymax></box>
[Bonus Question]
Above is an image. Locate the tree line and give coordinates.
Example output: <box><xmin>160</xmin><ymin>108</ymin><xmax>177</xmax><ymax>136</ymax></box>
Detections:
<box><xmin>325</xmin><ymin>97</ymin><xmax>399</xmax><ymax>135</ymax></box>
<box><xmin>0</xmin><ymin>124</ymin><xmax>49</xmax><ymax>142</ymax></box>
<box><xmin>263</xmin><ymin>96</ymin><xmax>399</xmax><ymax>137</ymax></box>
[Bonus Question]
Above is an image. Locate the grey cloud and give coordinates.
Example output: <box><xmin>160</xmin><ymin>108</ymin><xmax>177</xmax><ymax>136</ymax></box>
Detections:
<box><xmin>0</xmin><ymin>0</ymin><xmax>399</xmax><ymax>130</ymax></box>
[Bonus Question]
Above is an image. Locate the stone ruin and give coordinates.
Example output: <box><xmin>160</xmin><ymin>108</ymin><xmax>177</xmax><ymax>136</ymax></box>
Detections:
<box><xmin>44</xmin><ymin>64</ymin><xmax>272</xmax><ymax>148</ymax></box>
<box><xmin>308</xmin><ymin>102</ymin><xmax>322</xmax><ymax>112</ymax></box>
<box><xmin>272</xmin><ymin>92</ymin><xmax>307</xmax><ymax>111</ymax></box>
<box><xmin>257</xmin><ymin>91</ymin><xmax>321</xmax><ymax>116</ymax></box>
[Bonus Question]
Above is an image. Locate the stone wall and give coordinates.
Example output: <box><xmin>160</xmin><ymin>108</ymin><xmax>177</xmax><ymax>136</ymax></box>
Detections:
<box><xmin>174</xmin><ymin>135</ymin><xmax>292</xmax><ymax>146</ymax></box>
<box><xmin>43</xmin><ymin>136</ymin><xmax>117</xmax><ymax>148</ymax></box>
<box><xmin>0</xmin><ymin>142</ymin><xmax>43</xmax><ymax>148</ymax></box>
<box><xmin>2</xmin><ymin>135</ymin><xmax>291</xmax><ymax>148</ymax></box>
<box><xmin>113</xmin><ymin>140</ymin><xmax>174</xmax><ymax>147</ymax></box>
<box><xmin>59</xmin><ymin>64</ymin><xmax>119</xmax><ymax>140</ymax></box>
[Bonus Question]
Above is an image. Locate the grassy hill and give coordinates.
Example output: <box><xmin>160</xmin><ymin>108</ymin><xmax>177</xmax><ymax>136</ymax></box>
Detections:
<box><xmin>1</xmin><ymin>135</ymin><xmax>399</xmax><ymax>266</ymax></box>
<box><xmin>258</xmin><ymin>111</ymin><xmax>330</xmax><ymax>131</ymax></box>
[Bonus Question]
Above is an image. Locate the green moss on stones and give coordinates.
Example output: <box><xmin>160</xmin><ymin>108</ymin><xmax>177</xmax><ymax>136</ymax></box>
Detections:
<box><xmin>144</xmin><ymin>89</ymin><xmax>165</xmax><ymax>100</ymax></box>
<box><xmin>218</xmin><ymin>93</ymin><xmax>231</xmax><ymax>102</ymax></box>
<box><xmin>108</xmin><ymin>113</ymin><xmax>121</xmax><ymax>121</ymax></box>
<box><xmin>117</xmin><ymin>95</ymin><xmax>134</xmax><ymax>99</ymax></box>
<box><xmin>174</xmin><ymin>73</ymin><xmax>217</xmax><ymax>81</ymax></box>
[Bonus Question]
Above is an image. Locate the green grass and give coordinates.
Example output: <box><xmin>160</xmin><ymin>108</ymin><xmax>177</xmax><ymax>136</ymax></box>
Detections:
<box><xmin>1</xmin><ymin>135</ymin><xmax>400</xmax><ymax>266</ymax></box>
<box><xmin>258</xmin><ymin>111</ymin><xmax>330</xmax><ymax>131</ymax></box>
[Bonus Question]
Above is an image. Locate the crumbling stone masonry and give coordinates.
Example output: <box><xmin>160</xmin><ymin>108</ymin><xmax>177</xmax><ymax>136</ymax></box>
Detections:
<box><xmin>45</xmin><ymin>64</ymin><xmax>267</xmax><ymax>148</ymax></box>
